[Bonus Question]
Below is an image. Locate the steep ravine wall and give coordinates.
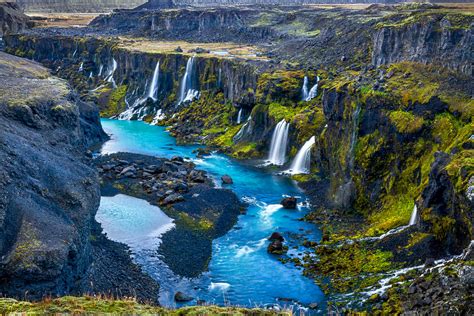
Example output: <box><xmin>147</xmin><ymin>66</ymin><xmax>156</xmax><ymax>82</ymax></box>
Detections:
<box><xmin>372</xmin><ymin>16</ymin><xmax>473</xmax><ymax>76</ymax></box>
<box><xmin>5</xmin><ymin>32</ymin><xmax>473</xmax><ymax>262</ymax></box>
<box><xmin>0</xmin><ymin>51</ymin><xmax>107</xmax><ymax>299</ymax></box>
<box><xmin>91</xmin><ymin>6</ymin><xmax>473</xmax><ymax>76</ymax></box>
<box><xmin>4</xmin><ymin>35</ymin><xmax>260</xmax><ymax>121</ymax></box>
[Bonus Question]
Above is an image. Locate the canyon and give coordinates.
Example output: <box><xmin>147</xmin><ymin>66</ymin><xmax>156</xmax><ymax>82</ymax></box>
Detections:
<box><xmin>0</xmin><ymin>1</ymin><xmax>472</xmax><ymax>314</ymax></box>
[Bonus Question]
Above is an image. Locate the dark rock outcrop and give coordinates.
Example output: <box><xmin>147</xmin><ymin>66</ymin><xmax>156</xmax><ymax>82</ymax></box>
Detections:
<box><xmin>419</xmin><ymin>152</ymin><xmax>473</xmax><ymax>255</ymax></box>
<box><xmin>0</xmin><ymin>2</ymin><xmax>32</xmax><ymax>36</ymax></box>
<box><xmin>281</xmin><ymin>196</ymin><xmax>297</xmax><ymax>209</ymax></box>
<box><xmin>372</xmin><ymin>16</ymin><xmax>472</xmax><ymax>76</ymax></box>
<box><xmin>0</xmin><ymin>52</ymin><xmax>157</xmax><ymax>302</ymax></box>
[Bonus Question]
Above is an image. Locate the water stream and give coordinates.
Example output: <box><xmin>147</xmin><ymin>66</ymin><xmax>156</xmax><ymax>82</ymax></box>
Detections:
<box><xmin>287</xmin><ymin>136</ymin><xmax>316</xmax><ymax>174</ymax></box>
<box><xmin>97</xmin><ymin>119</ymin><xmax>324</xmax><ymax>312</ymax></box>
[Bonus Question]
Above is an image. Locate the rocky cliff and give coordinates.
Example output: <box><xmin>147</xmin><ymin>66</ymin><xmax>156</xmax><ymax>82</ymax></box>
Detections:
<box><xmin>0</xmin><ymin>2</ymin><xmax>31</xmax><ymax>36</ymax></box>
<box><xmin>0</xmin><ymin>51</ymin><xmax>160</xmax><ymax>302</ymax></box>
<box><xmin>90</xmin><ymin>4</ymin><xmax>472</xmax><ymax>75</ymax></box>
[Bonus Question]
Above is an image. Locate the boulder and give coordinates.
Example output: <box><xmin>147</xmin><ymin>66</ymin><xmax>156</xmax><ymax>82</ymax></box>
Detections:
<box><xmin>267</xmin><ymin>240</ymin><xmax>286</xmax><ymax>255</ymax></box>
<box><xmin>163</xmin><ymin>194</ymin><xmax>184</xmax><ymax>205</ymax></box>
<box><xmin>221</xmin><ymin>175</ymin><xmax>233</xmax><ymax>185</ymax></box>
<box><xmin>120</xmin><ymin>165</ymin><xmax>136</xmax><ymax>176</ymax></box>
<box><xmin>281</xmin><ymin>196</ymin><xmax>297</xmax><ymax>209</ymax></box>
<box><xmin>268</xmin><ymin>232</ymin><xmax>284</xmax><ymax>242</ymax></box>
<box><xmin>174</xmin><ymin>291</ymin><xmax>193</xmax><ymax>302</ymax></box>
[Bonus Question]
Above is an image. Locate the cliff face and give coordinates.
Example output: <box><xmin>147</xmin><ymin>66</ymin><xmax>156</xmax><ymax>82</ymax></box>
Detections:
<box><xmin>0</xmin><ymin>51</ymin><xmax>107</xmax><ymax>298</ymax></box>
<box><xmin>90</xmin><ymin>5</ymin><xmax>472</xmax><ymax>75</ymax></box>
<box><xmin>0</xmin><ymin>2</ymin><xmax>31</xmax><ymax>36</ymax></box>
<box><xmin>372</xmin><ymin>14</ymin><xmax>472</xmax><ymax>76</ymax></box>
<box><xmin>4</xmin><ymin>34</ymin><xmax>261</xmax><ymax>120</ymax></box>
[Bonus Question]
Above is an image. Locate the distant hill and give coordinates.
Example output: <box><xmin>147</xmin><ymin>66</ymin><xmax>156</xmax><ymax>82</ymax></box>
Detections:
<box><xmin>13</xmin><ymin>0</ymin><xmax>147</xmax><ymax>13</ymax></box>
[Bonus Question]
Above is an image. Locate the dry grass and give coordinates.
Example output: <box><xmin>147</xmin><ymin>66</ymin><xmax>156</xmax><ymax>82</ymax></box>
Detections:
<box><xmin>116</xmin><ymin>37</ymin><xmax>267</xmax><ymax>60</ymax></box>
<box><xmin>0</xmin><ymin>296</ymin><xmax>291</xmax><ymax>315</ymax></box>
<box><xmin>27</xmin><ymin>13</ymin><xmax>100</xmax><ymax>28</ymax></box>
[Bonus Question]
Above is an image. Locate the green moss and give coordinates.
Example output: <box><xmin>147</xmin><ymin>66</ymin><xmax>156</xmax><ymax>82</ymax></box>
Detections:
<box><xmin>100</xmin><ymin>85</ymin><xmax>127</xmax><ymax>117</ymax></box>
<box><xmin>405</xmin><ymin>232</ymin><xmax>431</xmax><ymax>249</ymax></box>
<box><xmin>431</xmin><ymin>216</ymin><xmax>457</xmax><ymax>241</ymax></box>
<box><xmin>306</xmin><ymin>243</ymin><xmax>394</xmax><ymax>293</ymax></box>
<box><xmin>389</xmin><ymin>110</ymin><xmax>424</xmax><ymax>134</ymax></box>
<box><xmin>231</xmin><ymin>142</ymin><xmax>259</xmax><ymax>159</ymax></box>
<box><xmin>366</xmin><ymin>195</ymin><xmax>414</xmax><ymax>236</ymax></box>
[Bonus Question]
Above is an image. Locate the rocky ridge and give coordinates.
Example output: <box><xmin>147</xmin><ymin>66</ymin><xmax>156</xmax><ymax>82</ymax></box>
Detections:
<box><xmin>0</xmin><ymin>51</ymin><xmax>159</xmax><ymax>302</ymax></box>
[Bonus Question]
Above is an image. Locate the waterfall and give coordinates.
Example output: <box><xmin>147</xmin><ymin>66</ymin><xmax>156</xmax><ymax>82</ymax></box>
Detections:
<box><xmin>72</xmin><ymin>47</ymin><xmax>77</xmax><ymax>58</ymax></box>
<box><xmin>233</xmin><ymin>116</ymin><xmax>252</xmax><ymax>142</ymax></box>
<box><xmin>287</xmin><ymin>136</ymin><xmax>316</xmax><ymax>174</ymax></box>
<box><xmin>178</xmin><ymin>56</ymin><xmax>199</xmax><ymax>104</ymax></box>
<box><xmin>301</xmin><ymin>76</ymin><xmax>309</xmax><ymax>101</ymax></box>
<box><xmin>78</xmin><ymin>62</ymin><xmax>83</xmax><ymax>72</ymax></box>
<box><xmin>148</xmin><ymin>61</ymin><xmax>160</xmax><ymax>101</ymax></box>
<box><xmin>106</xmin><ymin>58</ymin><xmax>118</xmax><ymax>88</ymax></box>
<box><xmin>267</xmin><ymin>120</ymin><xmax>290</xmax><ymax>166</ymax></box>
<box><xmin>98</xmin><ymin>64</ymin><xmax>104</xmax><ymax>77</ymax></box>
<box><xmin>237</xmin><ymin>108</ymin><xmax>243</xmax><ymax>124</ymax></box>
<box><xmin>409</xmin><ymin>204</ymin><xmax>418</xmax><ymax>226</ymax></box>
<box><xmin>89</xmin><ymin>71</ymin><xmax>93</xmax><ymax>79</ymax></box>
<box><xmin>305</xmin><ymin>76</ymin><xmax>320</xmax><ymax>101</ymax></box>
<box><xmin>151</xmin><ymin>109</ymin><xmax>165</xmax><ymax>125</ymax></box>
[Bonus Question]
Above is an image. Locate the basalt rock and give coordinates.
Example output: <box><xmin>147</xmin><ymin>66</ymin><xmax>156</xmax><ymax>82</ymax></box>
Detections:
<box><xmin>281</xmin><ymin>197</ymin><xmax>297</xmax><ymax>209</ymax></box>
<box><xmin>0</xmin><ymin>2</ymin><xmax>32</xmax><ymax>36</ymax></box>
<box><xmin>221</xmin><ymin>174</ymin><xmax>233</xmax><ymax>184</ymax></box>
<box><xmin>0</xmin><ymin>52</ymin><xmax>137</xmax><ymax>300</ymax></box>
<box><xmin>419</xmin><ymin>152</ymin><xmax>473</xmax><ymax>256</ymax></box>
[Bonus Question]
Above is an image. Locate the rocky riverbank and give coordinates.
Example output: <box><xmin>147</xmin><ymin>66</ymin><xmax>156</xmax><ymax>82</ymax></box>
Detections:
<box><xmin>95</xmin><ymin>152</ymin><xmax>244</xmax><ymax>277</ymax></box>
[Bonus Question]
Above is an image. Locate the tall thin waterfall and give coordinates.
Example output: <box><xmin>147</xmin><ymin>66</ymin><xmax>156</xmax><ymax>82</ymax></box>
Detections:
<box><xmin>98</xmin><ymin>64</ymin><xmax>104</xmax><ymax>77</ymax></box>
<box><xmin>267</xmin><ymin>120</ymin><xmax>290</xmax><ymax>166</ymax></box>
<box><xmin>106</xmin><ymin>58</ymin><xmax>118</xmax><ymax>88</ymax></box>
<box><xmin>237</xmin><ymin>108</ymin><xmax>243</xmax><ymax>124</ymax></box>
<box><xmin>148</xmin><ymin>61</ymin><xmax>160</xmax><ymax>101</ymax></box>
<box><xmin>179</xmin><ymin>56</ymin><xmax>199</xmax><ymax>104</ymax></box>
<box><xmin>302</xmin><ymin>76</ymin><xmax>309</xmax><ymax>101</ymax></box>
<box><xmin>78</xmin><ymin>62</ymin><xmax>83</xmax><ymax>72</ymax></box>
<box><xmin>409</xmin><ymin>204</ymin><xmax>418</xmax><ymax>226</ymax></box>
<box><xmin>305</xmin><ymin>76</ymin><xmax>320</xmax><ymax>101</ymax></box>
<box><xmin>287</xmin><ymin>136</ymin><xmax>316</xmax><ymax>174</ymax></box>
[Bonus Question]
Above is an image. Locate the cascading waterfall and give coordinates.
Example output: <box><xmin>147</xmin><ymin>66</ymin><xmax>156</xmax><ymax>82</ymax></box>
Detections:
<box><xmin>98</xmin><ymin>64</ymin><xmax>104</xmax><ymax>77</ymax></box>
<box><xmin>267</xmin><ymin>120</ymin><xmax>290</xmax><ymax>166</ymax></box>
<box><xmin>287</xmin><ymin>136</ymin><xmax>316</xmax><ymax>174</ymax></box>
<box><xmin>178</xmin><ymin>56</ymin><xmax>199</xmax><ymax>104</ymax></box>
<box><xmin>409</xmin><ymin>204</ymin><xmax>418</xmax><ymax>226</ymax></box>
<box><xmin>78</xmin><ymin>62</ymin><xmax>83</xmax><ymax>72</ymax></box>
<box><xmin>305</xmin><ymin>76</ymin><xmax>320</xmax><ymax>101</ymax></box>
<box><xmin>233</xmin><ymin>116</ymin><xmax>252</xmax><ymax>142</ymax></box>
<box><xmin>148</xmin><ymin>61</ymin><xmax>160</xmax><ymax>101</ymax></box>
<box><xmin>237</xmin><ymin>108</ymin><xmax>243</xmax><ymax>124</ymax></box>
<box><xmin>151</xmin><ymin>109</ymin><xmax>166</xmax><ymax>125</ymax></box>
<box><xmin>301</xmin><ymin>76</ymin><xmax>309</xmax><ymax>101</ymax></box>
<box><xmin>106</xmin><ymin>58</ymin><xmax>118</xmax><ymax>88</ymax></box>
